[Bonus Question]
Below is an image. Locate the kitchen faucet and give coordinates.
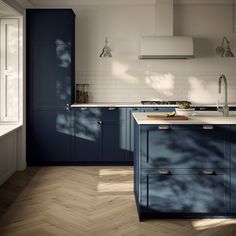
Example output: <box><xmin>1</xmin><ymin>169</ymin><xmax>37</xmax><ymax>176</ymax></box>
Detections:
<box><xmin>217</xmin><ymin>74</ymin><xmax>229</xmax><ymax>117</ymax></box>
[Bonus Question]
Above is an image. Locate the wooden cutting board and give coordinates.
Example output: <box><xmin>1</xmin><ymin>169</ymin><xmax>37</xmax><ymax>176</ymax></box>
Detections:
<box><xmin>147</xmin><ymin>115</ymin><xmax>189</xmax><ymax>120</ymax></box>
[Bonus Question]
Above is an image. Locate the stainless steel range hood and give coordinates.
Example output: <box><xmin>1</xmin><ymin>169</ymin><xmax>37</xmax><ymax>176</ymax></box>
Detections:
<box><xmin>139</xmin><ymin>0</ymin><xmax>194</xmax><ymax>59</ymax></box>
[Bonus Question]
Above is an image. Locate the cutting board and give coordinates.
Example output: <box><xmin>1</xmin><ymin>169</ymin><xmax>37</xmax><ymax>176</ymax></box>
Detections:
<box><xmin>147</xmin><ymin>115</ymin><xmax>189</xmax><ymax>120</ymax></box>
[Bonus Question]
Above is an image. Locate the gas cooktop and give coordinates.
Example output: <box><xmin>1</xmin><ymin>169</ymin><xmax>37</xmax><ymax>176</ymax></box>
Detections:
<box><xmin>141</xmin><ymin>101</ymin><xmax>191</xmax><ymax>105</ymax></box>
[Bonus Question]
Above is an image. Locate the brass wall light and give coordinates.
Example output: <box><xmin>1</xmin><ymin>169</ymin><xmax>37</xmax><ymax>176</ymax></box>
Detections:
<box><xmin>216</xmin><ymin>36</ymin><xmax>234</xmax><ymax>57</ymax></box>
<box><xmin>100</xmin><ymin>37</ymin><xmax>112</xmax><ymax>58</ymax></box>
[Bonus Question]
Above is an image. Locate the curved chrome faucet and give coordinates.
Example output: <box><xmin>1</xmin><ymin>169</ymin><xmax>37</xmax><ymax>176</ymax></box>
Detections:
<box><xmin>217</xmin><ymin>74</ymin><xmax>229</xmax><ymax>116</ymax></box>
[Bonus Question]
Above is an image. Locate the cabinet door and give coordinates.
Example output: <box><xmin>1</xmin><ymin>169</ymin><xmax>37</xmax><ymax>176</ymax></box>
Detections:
<box><xmin>141</xmin><ymin>169</ymin><xmax>230</xmax><ymax>213</ymax></box>
<box><xmin>230</xmin><ymin>125</ymin><xmax>236</xmax><ymax>211</ymax></box>
<box><xmin>27</xmin><ymin>9</ymin><xmax>75</xmax><ymax>43</ymax></box>
<box><xmin>101</xmin><ymin>108</ymin><xmax>129</xmax><ymax>162</ymax></box>
<box><xmin>127</xmin><ymin>108</ymin><xmax>140</xmax><ymax>162</ymax></box>
<box><xmin>102</xmin><ymin>120</ymin><xmax>128</xmax><ymax>162</ymax></box>
<box><xmin>28</xmin><ymin>109</ymin><xmax>73</xmax><ymax>164</ymax></box>
<box><xmin>141</xmin><ymin>125</ymin><xmax>229</xmax><ymax>169</ymax></box>
<box><xmin>73</xmin><ymin>108</ymin><xmax>102</xmax><ymax>162</ymax></box>
<box><xmin>30</xmin><ymin>42</ymin><xmax>73</xmax><ymax>107</ymax></box>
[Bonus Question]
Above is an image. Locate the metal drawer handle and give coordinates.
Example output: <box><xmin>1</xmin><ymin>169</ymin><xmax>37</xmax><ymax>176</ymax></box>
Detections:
<box><xmin>153</xmin><ymin>108</ymin><xmax>159</xmax><ymax>111</ymax></box>
<box><xmin>203</xmin><ymin>169</ymin><xmax>214</xmax><ymax>175</ymax></box>
<box><xmin>158</xmin><ymin>125</ymin><xmax>170</xmax><ymax>130</ymax></box>
<box><xmin>132</xmin><ymin>108</ymin><xmax>138</xmax><ymax>111</ymax></box>
<box><xmin>199</xmin><ymin>107</ymin><xmax>206</xmax><ymax>111</ymax></box>
<box><xmin>81</xmin><ymin>107</ymin><xmax>88</xmax><ymax>111</ymax></box>
<box><xmin>203</xmin><ymin>125</ymin><xmax>214</xmax><ymax>130</ymax></box>
<box><xmin>66</xmin><ymin>104</ymin><xmax>71</xmax><ymax>111</ymax></box>
<box><xmin>97</xmin><ymin>121</ymin><xmax>103</xmax><ymax>125</ymax></box>
<box><xmin>159</xmin><ymin>169</ymin><xmax>171</xmax><ymax>175</ymax></box>
<box><xmin>108</xmin><ymin>107</ymin><xmax>116</xmax><ymax>111</ymax></box>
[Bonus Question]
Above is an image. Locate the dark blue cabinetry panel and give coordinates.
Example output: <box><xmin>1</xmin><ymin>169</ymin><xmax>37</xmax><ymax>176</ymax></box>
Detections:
<box><xmin>141</xmin><ymin>169</ymin><xmax>230</xmax><ymax>213</ymax></box>
<box><xmin>141</xmin><ymin>125</ymin><xmax>230</xmax><ymax>169</ymax></box>
<box><xmin>27</xmin><ymin>9</ymin><xmax>75</xmax><ymax>43</ymax></box>
<box><xmin>134</xmin><ymin>123</ymin><xmax>232</xmax><ymax>219</ymax></box>
<box><xmin>29</xmin><ymin>109</ymin><xmax>73</xmax><ymax>163</ymax></box>
<box><xmin>31</xmin><ymin>43</ymin><xmax>73</xmax><ymax>107</ymax></box>
<box><xmin>27</xmin><ymin>9</ymin><xmax>75</xmax><ymax>165</ymax></box>
<box><xmin>73</xmin><ymin>108</ymin><xmax>130</xmax><ymax>163</ymax></box>
<box><xmin>73</xmin><ymin>108</ymin><xmax>102</xmax><ymax>162</ymax></box>
<box><xmin>230</xmin><ymin>125</ymin><xmax>236</xmax><ymax>211</ymax></box>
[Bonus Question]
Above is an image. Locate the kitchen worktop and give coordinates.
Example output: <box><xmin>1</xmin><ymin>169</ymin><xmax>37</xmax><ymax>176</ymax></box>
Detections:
<box><xmin>133</xmin><ymin>112</ymin><xmax>236</xmax><ymax>125</ymax></box>
<box><xmin>71</xmin><ymin>103</ymin><xmax>236</xmax><ymax>108</ymax></box>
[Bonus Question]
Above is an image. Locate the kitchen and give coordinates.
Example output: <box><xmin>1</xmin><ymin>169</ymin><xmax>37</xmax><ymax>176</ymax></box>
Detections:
<box><xmin>1</xmin><ymin>0</ymin><xmax>236</xmax><ymax>235</ymax></box>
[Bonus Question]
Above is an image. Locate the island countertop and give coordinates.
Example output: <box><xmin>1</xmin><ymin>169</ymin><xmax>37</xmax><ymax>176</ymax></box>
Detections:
<box><xmin>132</xmin><ymin>112</ymin><xmax>236</xmax><ymax>125</ymax></box>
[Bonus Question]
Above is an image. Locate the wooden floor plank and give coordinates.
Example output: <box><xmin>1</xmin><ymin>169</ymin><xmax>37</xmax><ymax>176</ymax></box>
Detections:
<box><xmin>0</xmin><ymin>166</ymin><xmax>236</xmax><ymax>236</ymax></box>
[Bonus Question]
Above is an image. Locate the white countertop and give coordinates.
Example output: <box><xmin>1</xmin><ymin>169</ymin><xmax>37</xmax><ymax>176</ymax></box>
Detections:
<box><xmin>71</xmin><ymin>103</ymin><xmax>236</xmax><ymax>108</ymax></box>
<box><xmin>0</xmin><ymin>124</ymin><xmax>22</xmax><ymax>138</ymax></box>
<box><xmin>133</xmin><ymin>112</ymin><xmax>236</xmax><ymax>125</ymax></box>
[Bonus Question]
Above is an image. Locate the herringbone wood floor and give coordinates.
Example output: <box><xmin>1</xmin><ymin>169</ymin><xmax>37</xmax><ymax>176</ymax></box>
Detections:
<box><xmin>0</xmin><ymin>167</ymin><xmax>236</xmax><ymax>236</ymax></box>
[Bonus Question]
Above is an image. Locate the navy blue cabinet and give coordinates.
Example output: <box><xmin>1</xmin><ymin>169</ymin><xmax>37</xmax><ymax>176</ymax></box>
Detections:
<box><xmin>134</xmin><ymin>123</ymin><xmax>232</xmax><ymax>219</ymax></box>
<box><xmin>141</xmin><ymin>169</ymin><xmax>230</xmax><ymax>213</ymax></box>
<box><xmin>230</xmin><ymin>125</ymin><xmax>236</xmax><ymax>211</ymax></box>
<box><xmin>73</xmin><ymin>108</ymin><xmax>102</xmax><ymax>162</ymax></box>
<box><xmin>27</xmin><ymin>9</ymin><xmax>75</xmax><ymax>165</ymax></box>
<box><xmin>141</xmin><ymin>125</ymin><xmax>229</xmax><ymax>169</ymax></box>
<box><xmin>73</xmin><ymin>107</ymin><xmax>130</xmax><ymax>163</ymax></box>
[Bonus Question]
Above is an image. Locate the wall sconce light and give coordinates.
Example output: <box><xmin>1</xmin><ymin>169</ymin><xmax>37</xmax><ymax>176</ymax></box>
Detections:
<box><xmin>216</xmin><ymin>36</ymin><xmax>234</xmax><ymax>57</ymax></box>
<box><xmin>100</xmin><ymin>37</ymin><xmax>112</xmax><ymax>58</ymax></box>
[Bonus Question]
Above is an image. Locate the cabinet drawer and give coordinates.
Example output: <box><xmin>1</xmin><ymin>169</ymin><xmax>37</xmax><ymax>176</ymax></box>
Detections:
<box><xmin>140</xmin><ymin>169</ymin><xmax>230</xmax><ymax>213</ymax></box>
<box><xmin>140</xmin><ymin>125</ymin><xmax>230</xmax><ymax>169</ymax></box>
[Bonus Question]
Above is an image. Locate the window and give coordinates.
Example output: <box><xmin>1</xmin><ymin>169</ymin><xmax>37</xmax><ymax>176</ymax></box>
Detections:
<box><xmin>0</xmin><ymin>18</ymin><xmax>22</xmax><ymax>123</ymax></box>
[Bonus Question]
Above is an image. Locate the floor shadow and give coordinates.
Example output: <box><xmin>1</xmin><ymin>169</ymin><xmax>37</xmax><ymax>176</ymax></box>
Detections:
<box><xmin>0</xmin><ymin>167</ymin><xmax>40</xmax><ymax>220</ymax></box>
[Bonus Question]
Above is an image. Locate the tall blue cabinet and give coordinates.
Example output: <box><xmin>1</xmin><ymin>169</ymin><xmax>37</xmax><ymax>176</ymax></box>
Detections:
<box><xmin>27</xmin><ymin>9</ymin><xmax>75</xmax><ymax>164</ymax></box>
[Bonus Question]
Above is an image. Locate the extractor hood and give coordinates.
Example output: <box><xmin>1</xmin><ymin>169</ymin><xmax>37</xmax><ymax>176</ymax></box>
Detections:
<box><xmin>139</xmin><ymin>0</ymin><xmax>194</xmax><ymax>59</ymax></box>
<box><xmin>139</xmin><ymin>36</ymin><xmax>194</xmax><ymax>59</ymax></box>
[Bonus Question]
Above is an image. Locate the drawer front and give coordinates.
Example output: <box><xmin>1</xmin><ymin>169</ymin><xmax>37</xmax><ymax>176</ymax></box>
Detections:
<box><xmin>140</xmin><ymin>169</ymin><xmax>230</xmax><ymax>213</ymax></box>
<box><xmin>140</xmin><ymin>125</ymin><xmax>230</xmax><ymax>169</ymax></box>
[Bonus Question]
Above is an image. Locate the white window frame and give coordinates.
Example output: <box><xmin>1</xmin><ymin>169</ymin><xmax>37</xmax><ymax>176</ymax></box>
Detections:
<box><xmin>0</xmin><ymin>17</ymin><xmax>23</xmax><ymax>124</ymax></box>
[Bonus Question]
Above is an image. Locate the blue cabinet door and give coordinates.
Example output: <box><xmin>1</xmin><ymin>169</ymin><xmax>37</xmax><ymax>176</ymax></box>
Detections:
<box><xmin>28</xmin><ymin>109</ymin><xmax>73</xmax><ymax>164</ymax></box>
<box><xmin>141</xmin><ymin>125</ymin><xmax>230</xmax><ymax>169</ymax></box>
<box><xmin>27</xmin><ymin>9</ymin><xmax>75</xmax><ymax>164</ymax></box>
<box><xmin>101</xmin><ymin>108</ymin><xmax>129</xmax><ymax>162</ymax></box>
<box><xmin>73</xmin><ymin>108</ymin><xmax>102</xmax><ymax>162</ymax></box>
<box><xmin>140</xmin><ymin>169</ymin><xmax>230</xmax><ymax>213</ymax></box>
<box><xmin>101</xmin><ymin>120</ymin><xmax>128</xmax><ymax>162</ymax></box>
<box><xmin>127</xmin><ymin>108</ymin><xmax>140</xmax><ymax>162</ymax></box>
<box><xmin>230</xmin><ymin>125</ymin><xmax>236</xmax><ymax>211</ymax></box>
<box><xmin>27</xmin><ymin>9</ymin><xmax>75</xmax><ymax>43</ymax></box>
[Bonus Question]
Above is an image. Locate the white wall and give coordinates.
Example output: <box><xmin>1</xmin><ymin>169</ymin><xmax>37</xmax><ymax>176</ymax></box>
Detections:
<box><xmin>74</xmin><ymin>3</ymin><xmax>236</xmax><ymax>104</ymax></box>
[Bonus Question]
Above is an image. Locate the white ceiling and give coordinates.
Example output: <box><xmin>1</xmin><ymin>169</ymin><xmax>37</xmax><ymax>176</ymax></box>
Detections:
<box><xmin>0</xmin><ymin>1</ymin><xmax>20</xmax><ymax>16</ymax></box>
<box><xmin>28</xmin><ymin>0</ymin><xmax>234</xmax><ymax>7</ymax></box>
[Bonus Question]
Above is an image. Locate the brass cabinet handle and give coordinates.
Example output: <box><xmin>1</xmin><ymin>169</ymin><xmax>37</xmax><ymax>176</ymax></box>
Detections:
<box><xmin>203</xmin><ymin>169</ymin><xmax>214</xmax><ymax>175</ymax></box>
<box><xmin>203</xmin><ymin>125</ymin><xmax>214</xmax><ymax>130</ymax></box>
<box><xmin>159</xmin><ymin>169</ymin><xmax>171</xmax><ymax>175</ymax></box>
<box><xmin>108</xmin><ymin>107</ymin><xmax>116</xmax><ymax>111</ymax></box>
<box><xmin>158</xmin><ymin>125</ymin><xmax>170</xmax><ymax>130</ymax></box>
<box><xmin>81</xmin><ymin>107</ymin><xmax>88</xmax><ymax>111</ymax></box>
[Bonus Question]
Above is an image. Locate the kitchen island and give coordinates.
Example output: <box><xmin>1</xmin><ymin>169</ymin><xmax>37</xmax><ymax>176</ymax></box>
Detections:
<box><xmin>133</xmin><ymin>112</ymin><xmax>236</xmax><ymax>220</ymax></box>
